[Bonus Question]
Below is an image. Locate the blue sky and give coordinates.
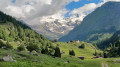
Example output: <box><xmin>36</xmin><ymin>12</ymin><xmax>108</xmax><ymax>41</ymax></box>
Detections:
<box><xmin>66</xmin><ymin>0</ymin><xmax>103</xmax><ymax>10</ymax></box>
<box><xmin>12</xmin><ymin>0</ymin><xmax>16</xmax><ymax>3</ymax></box>
<box><xmin>65</xmin><ymin>0</ymin><xmax>103</xmax><ymax>17</ymax></box>
<box><xmin>10</xmin><ymin>0</ymin><xmax>104</xmax><ymax>17</ymax></box>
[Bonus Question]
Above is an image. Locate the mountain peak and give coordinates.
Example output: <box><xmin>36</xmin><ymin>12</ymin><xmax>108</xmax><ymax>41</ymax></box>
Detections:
<box><xmin>31</xmin><ymin>15</ymin><xmax>82</xmax><ymax>40</ymax></box>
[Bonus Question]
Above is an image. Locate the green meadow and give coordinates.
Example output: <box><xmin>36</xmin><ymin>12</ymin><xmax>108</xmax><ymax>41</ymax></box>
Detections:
<box><xmin>0</xmin><ymin>42</ymin><xmax>120</xmax><ymax>67</ymax></box>
<box><xmin>0</xmin><ymin>48</ymin><xmax>120</xmax><ymax>67</ymax></box>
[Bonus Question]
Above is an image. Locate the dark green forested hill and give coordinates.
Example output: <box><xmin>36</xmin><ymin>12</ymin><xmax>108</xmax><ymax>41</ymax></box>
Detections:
<box><xmin>59</xmin><ymin>1</ymin><xmax>120</xmax><ymax>44</ymax></box>
<box><xmin>0</xmin><ymin>11</ymin><xmax>55</xmax><ymax>53</ymax></box>
<box><xmin>98</xmin><ymin>30</ymin><xmax>120</xmax><ymax>57</ymax></box>
<box><xmin>97</xmin><ymin>30</ymin><xmax>120</xmax><ymax>49</ymax></box>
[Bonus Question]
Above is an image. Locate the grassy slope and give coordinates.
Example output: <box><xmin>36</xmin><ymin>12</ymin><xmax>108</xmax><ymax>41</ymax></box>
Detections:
<box><xmin>57</xmin><ymin>42</ymin><xmax>102</xmax><ymax>59</ymax></box>
<box><xmin>0</xmin><ymin>49</ymin><xmax>120</xmax><ymax>67</ymax></box>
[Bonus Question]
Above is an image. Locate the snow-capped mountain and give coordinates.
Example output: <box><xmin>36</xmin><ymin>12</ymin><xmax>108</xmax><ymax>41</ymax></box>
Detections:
<box><xmin>31</xmin><ymin>15</ymin><xmax>85</xmax><ymax>40</ymax></box>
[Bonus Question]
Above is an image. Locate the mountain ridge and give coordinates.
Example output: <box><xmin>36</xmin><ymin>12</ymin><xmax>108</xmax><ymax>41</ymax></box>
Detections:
<box><xmin>31</xmin><ymin>15</ymin><xmax>82</xmax><ymax>40</ymax></box>
<box><xmin>59</xmin><ymin>1</ymin><xmax>120</xmax><ymax>43</ymax></box>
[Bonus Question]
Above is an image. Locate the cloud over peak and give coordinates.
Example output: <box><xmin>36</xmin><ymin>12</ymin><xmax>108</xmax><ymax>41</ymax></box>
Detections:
<box><xmin>0</xmin><ymin>0</ymin><xmax>120</xmax><ymax>24</ymax></box>
<box><xmin>0</xmin><ymin>0</ymin><xmax>80</xmax><ymax>24</ymax></box>
<box><xmin>70</xmin><ymin>3</ymin><xmax>103</xmax><ymax>16</ymax></box>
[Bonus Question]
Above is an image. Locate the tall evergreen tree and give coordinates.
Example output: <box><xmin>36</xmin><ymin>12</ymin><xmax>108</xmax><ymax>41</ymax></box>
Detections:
<box><xmin>103</xmin><ymin>52</ymin><xmax>107</xmax><ymax>58</ymax></box>
<box><xmin>41</xmin><ymin>47</ymin><xmax>49</xmax><ymax>54</ymax></box>
<box><xmin>94</xmin><ymin>50</ymin><xmax>98</xmax><ymax>56</ymax></box>
<box><xmin>45</xmin><ymin>47</ymin><xmax>49</xmax><ymax>54</ymax></box>
<box><xmin>54</xmin><ymin>47</ymin><xmax>61</xmax><ymax>58</ymax></box>
<box><xmin>117</xmin><ymin>44</ymin><xmax>120</xmax><ymax>56</ymax></box>
<box><xmin>69</xmin><ymin>50</ymin><xmax>75</xmax><ymax>56</ymax></box>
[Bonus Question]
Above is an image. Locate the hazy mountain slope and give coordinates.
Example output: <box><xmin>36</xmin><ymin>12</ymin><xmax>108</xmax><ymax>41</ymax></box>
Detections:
<box><xmin>59</xmin><ymin>1</ymin><xmax>120</xmax><ymax>43</ymax></box>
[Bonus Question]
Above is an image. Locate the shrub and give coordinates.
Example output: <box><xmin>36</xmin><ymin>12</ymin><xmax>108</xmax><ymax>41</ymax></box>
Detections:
<box><xmin>17</xmin><ymin>45</ymin><xmax>25</xmax><ymax>51</ymax></box>
<box><xmin>26</xmin><ymin>43</ymin><xmax>40</xmax><ymax>52</ymax></box>
<box><xmin>0</xmin><ymin>40</ymin><xmax>5</xmax><ymax>48</ymax></box>
<box><xmin>41</xmin><ymin>47</ymin><xmax>48</xmax><ymax>54</ymax></box>
<box><xmin>79</xmin><ymin>44</ymin><xmax>85</xmax><ymax>49</ymax></box>
<box><xmin>53</xmin><ymin>39</ymin><xmax>58</xmax><ymax>42</ymax></box>
<box><xmin>5</xmin><ymin>41</ymin><xmax>13</xmax><ymax>49</ymax></box>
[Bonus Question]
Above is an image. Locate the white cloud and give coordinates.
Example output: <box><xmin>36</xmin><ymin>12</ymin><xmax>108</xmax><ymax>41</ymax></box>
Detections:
<box><xmin>69</xmin><ymin>0</ymin><xmax>120</xmax><ymax>21</ymax></box>
<box><xmin>6</xmin><ymin>6</ymin><xmax>25</xmax><ymax>18</ymax></box>
<box><xmin>5</xmin><ymin>5</ymin><xmax>35</xmax><ymax>18</ymax></box>
<box><xmin>0</xmin><ymin>0</ymin><xmax>79</xmax><ymax>24</ymax></box>
<box><xmin>74</xmin><ymin>0</ymin><xmax>81</xmax><ymax>2</ymax></box>
<box><xmin>0</xmin><ymin>0</ymin><xmax>120</xmax><ymax>25</ymax></box>
<box><xmin>69</xmin><ymin>3</ymin><xmax>103</xmax><ymax>19</ymax></box>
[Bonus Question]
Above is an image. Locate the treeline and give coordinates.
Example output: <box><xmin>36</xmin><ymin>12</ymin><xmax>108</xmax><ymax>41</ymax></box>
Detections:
<box><xmin>97</xmin><ymin>30</ymin><xmax>120</xmax><ymax>57</ymax></box>
<box><xmin>97</xmin><ymin>30</ymin><xmax>120</xmax><ymax>49</ymax></box>
<box><xmin>103</xmin><ymin>43</ymin><xmax>120</xmax><ymax>58</ymax></box>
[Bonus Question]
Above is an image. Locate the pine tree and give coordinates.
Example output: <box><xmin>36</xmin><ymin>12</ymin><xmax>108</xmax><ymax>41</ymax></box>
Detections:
<box><xmin>41</xmin><ymin>48</ymin><xmax>45</xmax><ymax>54</ymax></box>
<box><xmin>103</xmin><ymin>52</ymin><xmax>107</xmax><ymax>58</ymax></box>
<box><xmin>54</xmin><ymin>47</ymin><xmax>61</xmax><ymax>58</ymax></box>
<box><xmin>71</xmin><ymin>50</ymin><xmax>75</xmax><ymax>56</ymax></box>
<box><xmin>41</xmin><ymin>47</ymin><xmax>49</xmax><ymax>54</ymax></box>
<box><xmin>45</xmin><ymin>47</ymin><xmax>49</xmax><ymax>54</ymax></box>
<box><xmin>69</xmin><ymin>50</ymin><xmax>72</xmax><ymax>55</ymax></box>
<box><xmin>94</xmin><ymin>50</ymin><xmax>98</xmax><ymax>56</ymax></box>
<box><xmin>69</xmin><ymin>50</ymin><xmax>75</xmax><ymax>56</ymax></box>
<box><xmin>117</xmin><ymin>44</ymin><xmax>120</xmax><ymax>56</ymax></box>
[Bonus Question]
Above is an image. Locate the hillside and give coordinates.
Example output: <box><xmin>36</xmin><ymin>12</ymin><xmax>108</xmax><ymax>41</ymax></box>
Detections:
<box><xmin>95</xmin><ymin>30</ymin><xmax>120</xmax><ymax>58</ymax></box>
<box><xmin>59</xmin><ymin>1</ymin><xmax>120</xmax><ymax>43</ymax></box>
<box><xmin>97</xmin><ymin>30</ymin><xmax>120</xmax><ymax>49</ymax></box>
<box><xmin>57</xmin><ymin>42</ymin><xmax>102</xmax><ymax>58</ymax></box>
<box><xmin>0</xmin><ymin>11</ymin><xmax>54</xmax><ymax>51</ymax></box>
